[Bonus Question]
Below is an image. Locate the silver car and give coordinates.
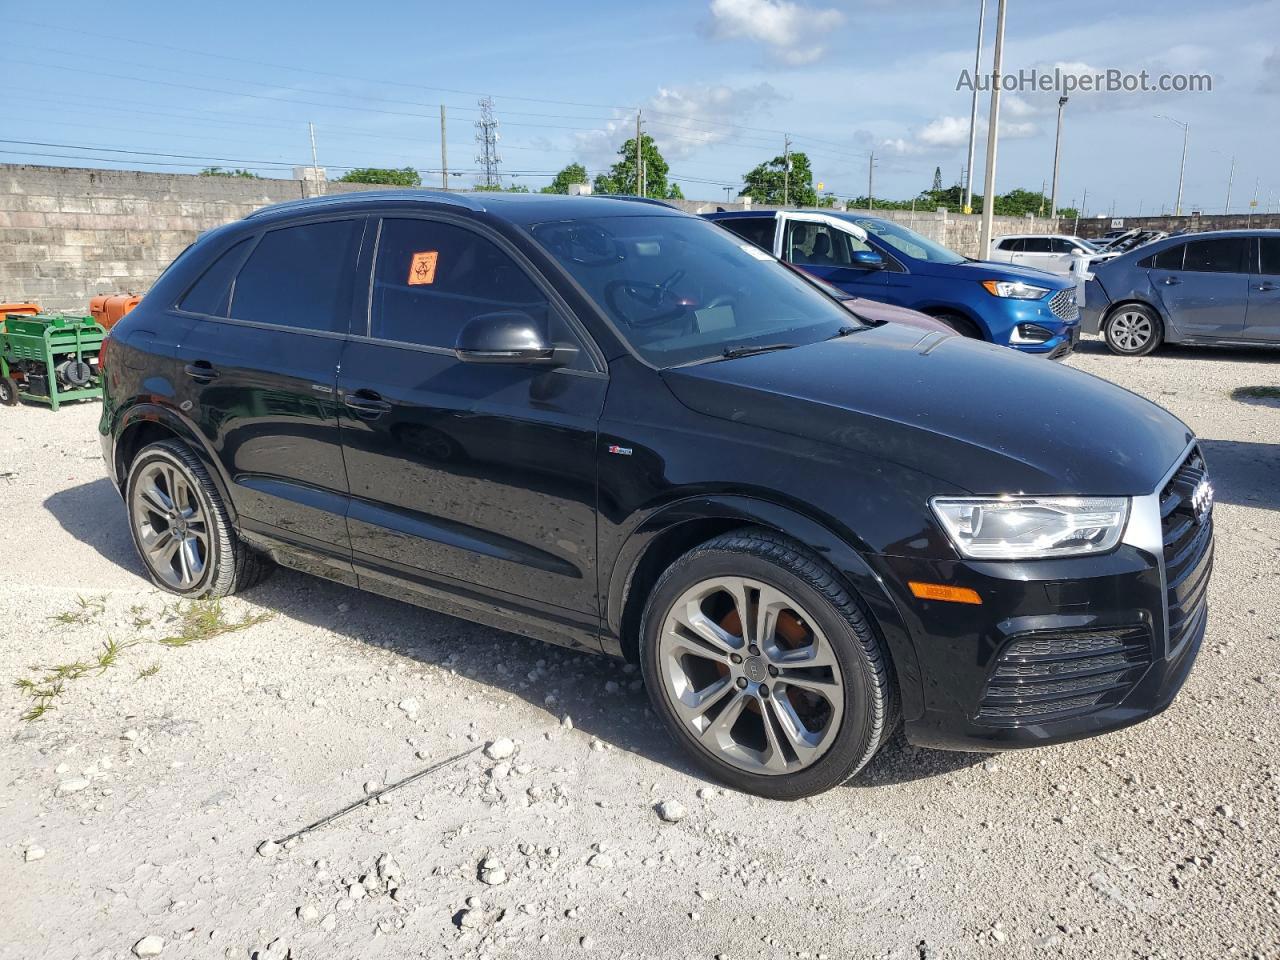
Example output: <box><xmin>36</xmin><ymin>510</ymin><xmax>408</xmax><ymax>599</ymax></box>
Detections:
<box><xmin>1081</xmin><ymin>230</ymin><xmax>1280</xmax><ymax>355</ymax></box>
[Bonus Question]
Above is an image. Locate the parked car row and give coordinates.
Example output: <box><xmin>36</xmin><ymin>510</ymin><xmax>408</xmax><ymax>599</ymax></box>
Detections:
<box><xmin>705</xmin><ymin>210</ymin><xmax>1081</xmax><ymax>357</ymax></box>
<box><xmin>100</xmin><ymin>190</ymin><xmax>1211</xmax><ymax>798</ymax></box>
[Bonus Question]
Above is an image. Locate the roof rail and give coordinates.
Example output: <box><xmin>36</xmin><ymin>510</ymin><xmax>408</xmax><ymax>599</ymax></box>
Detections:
<box><xmin>244</xmin><ymin>189</ymin><xmax>481</xmax><ymax>220</ymax></box>
<box><xmin>591</xmin><ymin>194</ymin><xmax>677</xmax><ymax>209</ymax></box>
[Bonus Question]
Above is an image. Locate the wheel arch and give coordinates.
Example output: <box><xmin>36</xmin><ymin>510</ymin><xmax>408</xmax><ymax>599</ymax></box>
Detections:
<box><xmin>604</xmin><ymin>495</ymin><xmax>925</xmax><ymax>721</ymax></box>
<box><xmin>1103</xmin><ymin>297</ymin><xmax>1170</xmax><ymax>332</ymax></box>
<box><xmin>918</xmin><ymin>304</ymin><xmax>989</xmax><ymax>341</ymax></box>
<box><xmin>114</xmin><ymin>404</ymin><xmax>239</xmax><ymax>524</ymax></box>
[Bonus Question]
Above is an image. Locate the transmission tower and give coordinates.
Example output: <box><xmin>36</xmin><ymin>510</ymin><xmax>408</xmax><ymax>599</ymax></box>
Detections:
<box><xmin>474</xmin><ymin>97</ymin><xmax>501</xmax><ymax>189</ymax></box>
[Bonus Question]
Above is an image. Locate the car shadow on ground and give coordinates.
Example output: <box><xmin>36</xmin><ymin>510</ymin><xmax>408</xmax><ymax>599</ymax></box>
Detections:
<box><xmin>1073</xmin><ymin>338</ymin><xmax>1279</xmax><ymax>364</ymax></box>
<box><xmin>1199</xmin><ymin>439</ymin><xmax>1280</xmax><ymax>512</ymax></box>
<box><xmin>37</xmin><ymin>479</ymin><xmax>1037</xmax><ymax>790</ymax></box>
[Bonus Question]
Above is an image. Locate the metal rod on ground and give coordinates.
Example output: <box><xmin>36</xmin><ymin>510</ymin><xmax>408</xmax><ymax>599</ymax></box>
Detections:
<box><xmin>962</xmin><ymin>0</ymin><xmax>987</xmax><ymax>215</ymax></box>
<box><xmin>271</xmin><ymin>746</ymin><xmax>479</xmax><ymax>847</ymax></box>
<box><xmin>440</xmin><ymin>105</ymin><xmax>448</xmax><ymax>190</ymax></box>
<box><xmin>977</xmin><ymin>0</ymin><xmax>1008</xmax><ymax>258</ymax></box>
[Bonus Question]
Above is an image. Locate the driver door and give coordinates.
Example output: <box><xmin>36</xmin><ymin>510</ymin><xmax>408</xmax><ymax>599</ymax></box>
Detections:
<box><xmin>336</xmin><ymin>215</ymin><xmax>607</xmax><ymax>624</ymax></box>
<box><xmin>776</xmin><ymin>212</ymin><xmax>903</xmax><ymax>302</ymax></box>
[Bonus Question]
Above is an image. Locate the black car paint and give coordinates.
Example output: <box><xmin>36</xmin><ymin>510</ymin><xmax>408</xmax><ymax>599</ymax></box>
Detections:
<box><xmin>100</xmin><ymin>191</ymin><xmax>1204</xmax><ymax>752</ymax></box>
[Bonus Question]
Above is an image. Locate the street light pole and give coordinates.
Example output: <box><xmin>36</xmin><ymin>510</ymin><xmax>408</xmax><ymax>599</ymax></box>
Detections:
<box><xmin>1049</xmin><ymin>96</ymin><xmax>1068</xmax><ymax>221</ymax></box>
<box><xmin>1225</xmin><ymin>155</ymin><xmax>1235</xmax><ymax>214</ymax></box>
<box><xmin>977</xmin><ymin>0</ymin><xmax>1007</xmax><ymax>258</ymax></box>
<box><xmin>1155</xmin><ymin>114</ymin><xmax>1189</xmax><ymax>216</ymax></box>
<box><xmin>962</xmin><ymin>0</ymin><xmax>987</xmax><ymax>215</ymax></box>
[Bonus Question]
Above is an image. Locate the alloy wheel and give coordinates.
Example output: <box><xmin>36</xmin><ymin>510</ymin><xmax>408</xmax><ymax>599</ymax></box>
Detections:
<box><xmin>130</xmin><ymin>460</ymin><xmax>210</xmax><ymax>590</ymax></box>
<box><xmin>1109</xmin><ymin>311</ymin><xmax>1153</xmax><ymax>351</ymax></box>
<box><xmin>657</xmin><ymin>576</ymin><xmax>845</xmax><ymax>775</ymax></box>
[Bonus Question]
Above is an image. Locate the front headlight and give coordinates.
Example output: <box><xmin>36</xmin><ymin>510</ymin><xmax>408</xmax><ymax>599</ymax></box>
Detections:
<box><xmin>930</xmin><ymin>496</ymin><xmax>1130</xmax><ymax>559</ymax></box>
<box><xmin>981</xmin><ymin>279</ymin><xmax>1051</xmax><ymax>300</ymax></box>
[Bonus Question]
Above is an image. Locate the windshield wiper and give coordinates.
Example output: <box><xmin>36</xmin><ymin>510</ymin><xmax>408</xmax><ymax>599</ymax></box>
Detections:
<box><xmin>826</xmin><ymin>325</ymin><xmax>862</xmax><ymax>339</ymax></box>
<box><xmin>717</xmin><ymin>342</ymin><xmax>798</xmax><ymax>360</ymax></box>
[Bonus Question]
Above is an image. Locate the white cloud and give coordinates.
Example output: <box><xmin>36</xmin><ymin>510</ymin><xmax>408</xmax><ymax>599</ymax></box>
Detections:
<box><xmin>894</xmin><ymin>112</ymin><xmax>1038</xmax><ymax>154</ymax></box>
<box><xmin>708</xmin><ymin>0</ymin><xmax>845</xmax><ymax>65</ymax></box>
<box><xmin>574</xmin><ymin>82</ymin><xmax>784</xmax><ymax>168</ymax></box>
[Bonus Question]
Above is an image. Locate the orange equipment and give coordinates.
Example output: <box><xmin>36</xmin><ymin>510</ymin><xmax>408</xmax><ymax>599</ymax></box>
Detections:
<box><xmin>89</xmin><ymin>294</ymin><xmax>141</xmax><ymax>331</ymax></box>
<box><xmin>0</xmin><ymin>303</ymin><xmax>42</xmax><ymax>317</ymax></box>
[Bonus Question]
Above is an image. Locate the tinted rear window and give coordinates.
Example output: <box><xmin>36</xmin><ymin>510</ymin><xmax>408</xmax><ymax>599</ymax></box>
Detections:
<box><xmin>1144</xmin><ymin>244</ymin><xmax>1185</xmax><ymax>271</ymax></box>
<box><xmin>716</xmin><ymin>217</ymin><xmax>775</xmax><ymax>252</ymax></box>
<box><xmin>1259</xmin><ymin>238</ymin><xmax>1280</xmax><ymax>276</ymax></box>
<box><xmin>230</xmin><ymin>219</ymin><xmax>362</xmax><ymax>333</ymax></box>
<box><xmin>1183</xmin><ymin>237</ymin><xmax>1248</xmax><ymax>274</ymax></box>
<box><xmin>179</xmin><ymin>238</ymin><xmax>251</xmax><ymax>316</ymax></box>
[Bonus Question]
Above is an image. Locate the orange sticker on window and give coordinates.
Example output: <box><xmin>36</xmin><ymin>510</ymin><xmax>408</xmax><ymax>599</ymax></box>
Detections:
<box><xmin>408</xmin><ymin>251</ymin><xmax>438</xmax><ymax>285</ymax></box>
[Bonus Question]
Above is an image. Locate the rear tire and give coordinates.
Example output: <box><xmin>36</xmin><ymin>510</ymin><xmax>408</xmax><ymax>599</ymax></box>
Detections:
<box><xmin>0</xmin><ymin>376</ymin><xmax>19</xmax><ymax>406</ymax></box>
<box><xmin>1103</xmin><ymin>304</ymin><xmax>1163</xmax><ymax>356</ymax></box>
<box><xmin>125</xmin><ymin>439</ymin><xmax>271</xmax><ymax>597</ymax></box>
<box><xmin>639</xmin><ymin>528</ymin><xmax>897</xmax><ymax>800</ymax></box>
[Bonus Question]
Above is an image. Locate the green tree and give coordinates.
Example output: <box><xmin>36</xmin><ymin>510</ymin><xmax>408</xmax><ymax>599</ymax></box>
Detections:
<box><xmin>542</xmin><ymin>162</ymin><xmax>590</xmax><ymax>194</ymax></box>
<box><xmin>740</xmin><ymin>152</ymin><xmax>817</xmax><ymax>206</ymax></box>
<box><xmin>666</xmin><ymin>182</ymin><xmax>684</xmax><ymax>200</ymax></box>
<box><xmin>338</xmin><ymin>167</ymin><xmax>421</xmax><ymax>187</ymax></box>
<box><xmin>592</xmin><ymin>135</ymin><xmax>669</xmax><ymax>199</ymax></box>
<box><xmin>200</xmin><ymin>166</ymin><xmax>260</xmax><ymax>179</ymax></box>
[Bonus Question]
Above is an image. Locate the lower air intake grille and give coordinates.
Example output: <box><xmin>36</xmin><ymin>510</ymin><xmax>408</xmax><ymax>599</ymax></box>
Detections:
<box><xmin>977</xmin><ymin>625</ymin><xmax>1152</xmax><ymax>726</ymax></box>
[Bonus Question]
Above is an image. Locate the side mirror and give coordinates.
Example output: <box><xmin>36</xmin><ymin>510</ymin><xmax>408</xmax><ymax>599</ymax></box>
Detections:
<box><xmin>849</xmin><ymin>250</ymin><xmax>886</xmax><ymax>271</ymax></box>
<box><xmin>454</xmin><ymin>311</ymin><xmax>570</xmax><ymax>366</ymax></box>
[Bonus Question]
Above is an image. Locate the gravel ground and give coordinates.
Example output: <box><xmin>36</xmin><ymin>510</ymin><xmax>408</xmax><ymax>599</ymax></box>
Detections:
<box><xmin>1</xmin><ymin>337</ymin><xmax>1277</xmax><ymax>960</ymax></box>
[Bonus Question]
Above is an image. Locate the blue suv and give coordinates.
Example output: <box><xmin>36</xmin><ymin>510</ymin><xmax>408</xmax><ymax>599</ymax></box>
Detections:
<box><xmin>704</xmin><ymin>210</ymin><xmax>1080</xmax><ymax>357</ymax></box>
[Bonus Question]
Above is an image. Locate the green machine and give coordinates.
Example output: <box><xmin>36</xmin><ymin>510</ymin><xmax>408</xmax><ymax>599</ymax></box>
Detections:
<box><xmin>0</xmin><ymin>312</ymin><xmax>106</xmax><ymax>411</ymax></box>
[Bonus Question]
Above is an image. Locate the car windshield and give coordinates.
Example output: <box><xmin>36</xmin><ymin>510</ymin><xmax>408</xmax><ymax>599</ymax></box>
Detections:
<box><xmin>850</xmin><ymin>217</ymin><xmax>967</xmax><ymax>265</ymax></box>
<box><xmin>528</xmin><ymin>215</ymin><xmax>861</xmax><ymax>366</ymax></box>
<box><xmin>1073</xmin><ymin>238</ymin><xmax>1102</xmax><ymax>252</ymax></box>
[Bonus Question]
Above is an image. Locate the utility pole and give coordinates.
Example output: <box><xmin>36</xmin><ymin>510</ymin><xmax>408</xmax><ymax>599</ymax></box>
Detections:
<box><xmin>440</xmin><ymin>105</ymin><xmax>448</xmax><ymax>190</ymax></box>
<box><xmin>867</xmin><ymin>152</ymin><xmax>877</xmax><ymax>211</ymax></box>
<box><xmin>1038</xmin><ymin>178</ymin><xmax>1046</xmax><ymax>217</ymax></box>
<box><xmin>1248</xmin><ymin>177</ymin><xmax>1259</xmax><ymax>226</ymax></box>
<box><xmin>635</xmin><ymin>111</ymin><xmax>643</xmax><ymax>197</ymax></box>
<box><xmin>1225</xmin><ymin>154</ymin><xmax>1235</xmax><ymax>214</ymax></box>
<box><xmin>1155</xmin><ymin>114</ymin><xmax>1189</xmax><ymax>216</ymax></box>
<box><xmin>307</xmin><ymin>122</ymin><xmax>324</xmax><ymax>196</ymax></box>
<box><xmin>783</xmin><ymin>134</ymin><xmax>792</xmax><ymax>207</ymax></box>
<box><xmin>977</xmin><ymin>0</ymin><xmax>1007</xmax><ymax>258</ymax></box>
<box><xmin>1049</xmin><ymin>96</ymin><xmax>1067</xmax><ymax>221</ymax></box>
<box><xmin>962</xmin><ymin>0</ymin><xmax>986</xmax><ymax>215</ymax></box>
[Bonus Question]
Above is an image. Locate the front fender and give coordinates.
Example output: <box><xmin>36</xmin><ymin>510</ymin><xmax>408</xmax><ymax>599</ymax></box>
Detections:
<box><xmin>604</xmin><ymin>494</ymin><xmax>926</xmax><ymax>722</ymax></box>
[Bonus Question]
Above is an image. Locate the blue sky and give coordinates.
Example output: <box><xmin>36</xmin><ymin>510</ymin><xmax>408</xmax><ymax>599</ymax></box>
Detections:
<box><xmin>2</xmin><ymin>0</ymin><xmax>1277</xmax><ymax>213</ymax></box>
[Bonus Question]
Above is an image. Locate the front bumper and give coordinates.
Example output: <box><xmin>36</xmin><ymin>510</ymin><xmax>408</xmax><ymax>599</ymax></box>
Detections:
<box><xmin>994</xmin><ymin>290</ymin><xmax>1080</xmax><ymax>358</ymax></box>
<box><xmin>873</xmin><ymin>451</ymin><xmax>1211</xmax><ymax>751</ymax></box>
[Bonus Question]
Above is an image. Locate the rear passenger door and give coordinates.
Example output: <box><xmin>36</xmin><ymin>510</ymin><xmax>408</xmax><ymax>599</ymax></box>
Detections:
<box><xmin>1246</xmin><ymin>236</ymin><xmax>1280</xmax><ymax>342</ymax></box>
<box><xmin>1153</xmin><ymin>236</ymin><xmax>1249</xmax><ymax>338</ymax></box>
<box><xmin>336</xmin><ymin>215</ymin><xmax>606</xmax><ymax>628</ymax></box>
<box><xmin>175</xmin><ymin>216</ymin><xmax>366</xmax><ymax>584</ymax></box>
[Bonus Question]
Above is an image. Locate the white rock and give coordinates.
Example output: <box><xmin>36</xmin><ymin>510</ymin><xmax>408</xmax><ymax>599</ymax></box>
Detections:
<box><xmin>297</xmin><ymin>904</ymin><xmax>319</xmax><ymax>922</ymax></box>
<box><xmin>133</xmin><ymin>935</ymin><xmax>165</xmax><ymax>957</ymax></box>
<box><xmin>655</xmin><ymin>800</ymin><xmax>687</xmax><ymax>823</ymax></box>
<box><xmin>697</xmin><ymin>788</ymin><xmax>718</xmax><ymax>801</ymax></box>
<box><xmin>489</xmin><ymin>762</ymin><xmax>510</xmax><ymax>779</ymax></box>
<box><xmin>587</xmin><ymin>854</ymin><xmax>613</xmax><ymax>870</ymax></box>
<box><xmin>56</xmin><ymin>778</ymin><xmax>90</xmax><ymax>796</ymax></box>
<box><xmin>348</xmin><ymin>881</ymin><xmax>366</xmax><ymax>900</ymax></box>
<box><xmin>589</xmin><ymin>739</ymin><xmax>605</xmax><ymax>752</ymax></box>
<box><xmin>484</xmin><ymin>738</ymin><xmax>515</xmax><ymax>761</ymax></box>
<box><xmin>24</xmin><ymin>846</ymin><xmax>45</xmax><ymax>862</ymax></box>
<box><xmin>398</xmin><ymin>698</ymin><xmax>419</xmax><ymax>716</ymax></box>
<box><xmin>256</xmin><ymin>840</ymin><xmax>279</xmax><ymax>858</ymax></box>
<box><xmin>320</xmin><ymin>913</ymin><xmax>337</xmax><ymax>932</ymax></box>
<box><xmin>561</xmin><ymin>715</ymin><xmax>574</xmax><ymax>730</ymax></box>
<box><xmin>363</xmin><ymin>781</ymin><xmax>380</xmax><ymax>795</ymax></box>
<box><xmin>580</xmin><ymin>935</ymin><xmax>595</xmax><ymax>950</ymax></box>
<box><xmin>54</xmin><ymin>763</ymin><xmax>69</xmax><ymax>774</ymax></box>
<box><xmin>122</xmin><ymin>728</ymin><xmax>138</xmax><ymax>741</ymax></box>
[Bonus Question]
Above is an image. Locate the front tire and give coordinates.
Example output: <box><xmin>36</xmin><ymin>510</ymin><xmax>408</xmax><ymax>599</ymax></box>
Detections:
<box><xmin>125</xmin><ymin>439</ymin><xmax>270</xmax><ymax>597</ymax></box>
<box><xmin>0</xmin><ymin>376</ymin><xmax>19</xmax><ymax>406</ymax></box>
<box><xmin>934</xmin><ymin>312</ymin><xmax>983</xmax><ymax>339</ymax></box>
<box><xmin>1104</xmin><ymin>304</ymin><xmax>1163</xmax><ymax>356</ymax></box>
<box><xmin>639</xmin><ymin>529</ymin><xmax>896</xmax><ymax>800</ymax></box>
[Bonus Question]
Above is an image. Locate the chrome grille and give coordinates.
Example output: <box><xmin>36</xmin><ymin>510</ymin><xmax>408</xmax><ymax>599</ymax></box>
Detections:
<box><xmin>1048</xmin><ymin>289</ymin><xmax>1079</xmax><ymax>321</ymax></box>
<box><xmin>1160</xmin><ymin>448</ymin><xmax>1213</xmax><ymax>654</ymax></box>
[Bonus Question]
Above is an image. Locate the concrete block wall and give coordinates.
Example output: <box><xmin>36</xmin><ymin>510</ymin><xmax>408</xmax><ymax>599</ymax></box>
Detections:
<box><xmin>0</xmin><ymin>163</ymin><xmax>1066</xmax><ymax>311</ymax></box>
<box><xmin>0</xmin><ymin>165</ymin><xmax>395</xmax><ymax>312</ymax></box>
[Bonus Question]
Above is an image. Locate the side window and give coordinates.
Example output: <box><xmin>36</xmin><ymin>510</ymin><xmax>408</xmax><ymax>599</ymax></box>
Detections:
<box><xmin>785</xmin><ymin>222</ymin><xmax>869</xmax><ymax>267</ymax></box>
<box><xmin>1049</xmin><ymin>238</ymin><xmax>1076</xmax><ymax>253</ymax></box>
<box><xmin>1145</xmin><ymin>244</ymin><xmax>1185</xmax><ymax>271</ymax></box>
<box><xmin>1183</xmin><ymin>237</ymin><xmax>1248</xmax><ymax>274</ymax></box>
<box><xmin>1260</xmin><ymin>238</ymin><xmax>1280</xmax><ymax>276</ymax></box>
<box><xmin>230</xmin><ymin>219</ymin><xmax>362</xmax><ymax>332</ymax></box>
<box><xmin>718</xmin><ymin>217</ymin><xmax>775</xmax><ymax>252</ymax></box>
<box><xmin>372</xmin><ymin>217</ymin><xmax>567</xmax><ymax>353</ymax></box>
<box><xmin>1001</xmin><ymin>238</ymin><xmax>1025</xmax><ymax>252</ymax></box>
<box><xmin>1022</xmin><ymin>237</ymin><xmax>1052</xmax><ymax>253</ymax></box>
<box><xmin>179</xmin><ymin>238</ymin><xmax>251</xmax><ymax>316</ymax></box>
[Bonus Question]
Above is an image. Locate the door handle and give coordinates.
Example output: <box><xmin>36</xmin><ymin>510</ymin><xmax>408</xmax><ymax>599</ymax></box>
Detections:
<box><xmin>343</xmin><ymin>389</ymin><xmax>392</xmax><ymax>419</ymax></box>
<box><xmin>1160</xmin><ymin>277</ymin><xmax>1182</xmax><ymax>285</ymax></box>
<box><xmin>184</xmin><ymin>361</ymin><xmax>219</xmax><ymax>383</ymax></box>
<box><xmin>1255</xmin><ymin>282</ymin><xmax>1278</xmax><ymax>292</ymax></box>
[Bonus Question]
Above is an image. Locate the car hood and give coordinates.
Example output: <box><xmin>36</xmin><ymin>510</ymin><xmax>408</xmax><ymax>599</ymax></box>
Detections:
<box><xmin>843</xmin><ymin>297</ymin><xmax>955</xmax><ymax>334</ymax></box>
<box><xmin>926</xmin><ymin>258</ymin><xmax>1074</xmax><ymax>287</ymax></box>
<box><xmin>662</xmin><ymin>323</ymin><xmax>1191</xmax><ymax>496</ymax></box>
